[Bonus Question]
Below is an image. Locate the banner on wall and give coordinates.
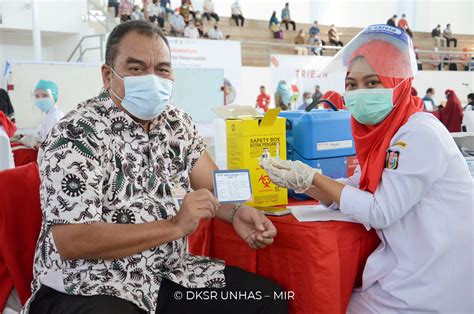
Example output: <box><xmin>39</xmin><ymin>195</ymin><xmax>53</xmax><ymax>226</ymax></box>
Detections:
<box><xmin>168</xmin><ymin>37</ymin><xmax>242</xmax><ymax>105</ymax></box>
<box><xmin>269</xmin><ymin>54</ymin><xmax>345</xmax><ymax>108</ymax></box>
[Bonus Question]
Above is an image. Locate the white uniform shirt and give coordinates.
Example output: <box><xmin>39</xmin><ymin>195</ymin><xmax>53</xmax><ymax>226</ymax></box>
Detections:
<box><xmin>339</xmin><ymin>112</ymin><xmax>473</xmax><ymax>313</ymax></box>
<box><xmin>40</xmin><ymin>106</ymin><xmax>64</xmax><ymax>141</ymax></box>
<box><xmin>231</xmin><ymin>2</ymin><xmax>241</xmax><ymax>15</ymax></box>
<box><xmin>0</xmin><ymin>125</ymin><xmax>14</xmax><ymax>170</ymax></box>
<box><xmin>184</xmin><ymin>26</ymin><xmax>199</xmax><ymax>39</ymax></box>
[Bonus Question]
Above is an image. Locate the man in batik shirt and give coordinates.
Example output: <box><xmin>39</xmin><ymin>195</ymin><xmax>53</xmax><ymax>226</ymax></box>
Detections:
<box><xmin>25</xmin><ymin>21</ymin><xmax>287</xmax><ymax>314</ymax></box>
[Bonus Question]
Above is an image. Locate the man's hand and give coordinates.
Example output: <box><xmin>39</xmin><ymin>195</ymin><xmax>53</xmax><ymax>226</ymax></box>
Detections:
<box><xmin>260</xmin><ymin>157</ymin><xmax>321</xmax><ymax>193</ymax></box>
<box><xmin>173</xmin><ymin>189</ymin><xmax>219</xmax><ymax>236</ymax></box>
<box><xmin>232</xmin><ymin>206</ymin><xmax>277</xmax><ymax>250</ymax></box>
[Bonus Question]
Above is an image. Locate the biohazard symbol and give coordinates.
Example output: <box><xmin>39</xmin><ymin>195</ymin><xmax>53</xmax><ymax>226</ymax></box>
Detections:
<box><xmin>258</xmin><ymin>174</ymin><xmax>272</xmax><ymax>188</ymax></box>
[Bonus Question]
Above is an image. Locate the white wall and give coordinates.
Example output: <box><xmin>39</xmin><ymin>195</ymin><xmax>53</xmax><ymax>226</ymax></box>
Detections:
<box><xmin>0</xmin><ymin>0</ymin><xmax>89</xmax><ymax>33</ymax></box>
<box><xmin>239</xmin><ymin>66</ymin><xmax>271</xmax><ymax>106</ymax></box>
<box><xmin>186</xmin><ymin>0</ymin><xmax>473</xmax><ymax>35</ymax></box>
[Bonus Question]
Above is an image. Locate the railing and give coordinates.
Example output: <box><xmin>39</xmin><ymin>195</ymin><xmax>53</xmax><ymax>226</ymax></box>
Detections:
<box><xmin>239</xmin><ymin>40</ymin><xmax>473</xmax><ymax>71</ymax></box>
<box><xmin>240</xmin><ymin>40</ymin><xmax>343</xmax><ymax>65</ymax></box>
<box><xmin>86</xmin><ymin>0</ymin><xmax>118</xmax><ymax>32</ymax></box>
<box><xmin>67</xmin><ymin>34</ymin><xmax>106</xmax><ymax>62</ymax></box>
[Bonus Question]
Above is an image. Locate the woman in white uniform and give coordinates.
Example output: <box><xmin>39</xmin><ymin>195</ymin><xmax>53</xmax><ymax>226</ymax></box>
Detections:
<box><xmin>34</xmin><ymin>80</ymin><xmax>64</xmax><ymax>141</ymax></box>
<box><xmin>261</xmin><ymin>24</ymin><xmax>473</xmax><ymax>313</ymax></box>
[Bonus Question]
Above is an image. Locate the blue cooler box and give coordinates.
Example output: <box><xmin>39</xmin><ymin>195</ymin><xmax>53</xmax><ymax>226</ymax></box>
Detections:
<box><xmin>279</xmin><ymin>110</ymin><xmax>355</xmax><ymax>199</ymax></box>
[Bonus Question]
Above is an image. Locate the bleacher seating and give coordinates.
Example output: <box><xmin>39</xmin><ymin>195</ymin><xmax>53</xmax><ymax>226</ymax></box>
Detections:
<box><xmin>196</xmin><ymin>17</ymin><xmax>474</xmax><ymax>68</ymax></box>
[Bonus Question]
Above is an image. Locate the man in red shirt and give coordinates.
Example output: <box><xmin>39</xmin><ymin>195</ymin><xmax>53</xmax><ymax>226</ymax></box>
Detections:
<box><xmin>398</xmin><ymin>14</ymin><xmax>413</xmax><ymax>38</ymax></box>
<box><xmin>256</xmin><ymin>85</ymin><xmax>271</xmax><ymax>112</ymax></box>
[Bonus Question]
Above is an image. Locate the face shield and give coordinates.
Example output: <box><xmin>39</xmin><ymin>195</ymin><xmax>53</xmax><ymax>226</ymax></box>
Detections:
<box><xmin>317</xmin><ymin>24</ymin><xmax>418</xmax><ymax>80</ymax></box>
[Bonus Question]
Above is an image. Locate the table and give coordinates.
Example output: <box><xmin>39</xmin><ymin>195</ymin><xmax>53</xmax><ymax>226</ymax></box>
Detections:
<box><xmin>10</xmin><ymin>142</ymin><xmax>38</xmax><ymax>167</ymax></box>
<box><xmin>188</xmin><ymin>206</ymin><xmax>380</xmax><ymax>314</ymax></box>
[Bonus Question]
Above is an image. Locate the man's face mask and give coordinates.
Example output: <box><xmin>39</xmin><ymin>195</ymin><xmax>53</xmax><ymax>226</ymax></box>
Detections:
<box><xmin>109</xmin><ymin>67</ymin><xmax>173</xmax><ymax>121</ymax></box>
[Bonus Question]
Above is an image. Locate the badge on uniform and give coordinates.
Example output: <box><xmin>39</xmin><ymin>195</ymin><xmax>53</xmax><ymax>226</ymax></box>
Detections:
<box><xmin>385</xmin><ymin>149</ymin><xmax>400</xmax><ymax>170</ymax></box>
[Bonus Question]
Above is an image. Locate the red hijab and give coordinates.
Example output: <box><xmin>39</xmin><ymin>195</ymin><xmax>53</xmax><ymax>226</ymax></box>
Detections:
<box><xmin>438</xmin><ymin>89</ymin><xmax>463</xmax><ymax>132</ymax></box>
<box><xmin>0</xmin><ymin>111</ymin><xmax>16</xmax><ymax>138</ymax></box>
<box><xmin>349</xmin><ymin>40</ymin><xmax>423</xmax><ymax>193</ymax></box>
<box><xmin>322</xmin><ymin>91</ymin><xmax>346</xmax><ymax>109</ymax></box>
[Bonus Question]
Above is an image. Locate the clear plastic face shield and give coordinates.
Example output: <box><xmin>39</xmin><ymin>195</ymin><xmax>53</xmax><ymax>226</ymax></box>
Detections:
<box><xmin>317</xmin><ymin>24</ymin><xmax>418</xmax><ymax>81</ymax></box>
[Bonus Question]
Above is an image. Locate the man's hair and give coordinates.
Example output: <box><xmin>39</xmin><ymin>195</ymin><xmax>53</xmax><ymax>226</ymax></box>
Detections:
<box><xmin>285</xmin><ymin>2</ymin><xmax>289</xmax><ymax>6</ymax></box>
<box><xmin>393</xmin><ymin>14</ymin><xmax>397</xmax><ymax>18</ymax></box>
<box><xmin>260</xmin><ymin>85</ymin><xmax>265</xmax><ymax>89</ymax></box>
<box><xmin>468</xmin><ymin>93</ymin><xmax>474</xmax><ymax>100</ymax></box>
<box><xmin>315</xmin><ymin>85</ymin><xmax>320</xmax><ymax>89</ymax></box>
<box><xmin>303</xmin><ymin>92</ymin><xmax>312</xmax><ymax>98</ymax></box>
<box><xmin>447</xmin><ymin>23</ymin><xmax>450</xmax><ymax>27</ymax></box>
<box><xmin>437</xmin><ymin>24</ymin><xmax>441</xmax><ymax>27</ymax></box>
<box><xmin>426</xmin><ymin>88</ymin><xmax>434</xmax><ymax>94</ymax></box>
<box><xmin>402</xmin><ymin>13</ymin><xmax>406</xmax><ymax>17</ymax></box>
<box><xmin>105</xmin><ymin>20</ymin><xmax>169</xmax><ymax>67</ymax></box>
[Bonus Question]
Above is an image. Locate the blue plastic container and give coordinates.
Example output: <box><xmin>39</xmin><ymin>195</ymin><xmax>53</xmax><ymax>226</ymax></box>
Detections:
<box><xmin>279</xmin><ymin>109</ymin><xmax>356</xmax><ymax>199</ymax></box>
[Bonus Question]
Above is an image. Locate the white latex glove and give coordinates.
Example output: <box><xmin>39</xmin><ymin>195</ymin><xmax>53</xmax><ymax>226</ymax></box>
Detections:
<box><xmin>18</xmin><ymin>134</ymin><xmax>40</xmax><ymax>149</ymax></box>
<box><xmin>259</xmin><ymin>157</ymin><xmax>322</xmax><ymax>193</ymax></box>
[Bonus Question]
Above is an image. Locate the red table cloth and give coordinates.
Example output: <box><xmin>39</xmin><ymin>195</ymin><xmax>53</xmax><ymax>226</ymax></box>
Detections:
<box><xmin>189</xmin><ymin>210</ymin><xmax>380</xmax><ymax>314</ymax></box>
<box><xmin>10</xmin><ymin>142</ymin><xmax>38</xmax><ymax>167</ymax></box>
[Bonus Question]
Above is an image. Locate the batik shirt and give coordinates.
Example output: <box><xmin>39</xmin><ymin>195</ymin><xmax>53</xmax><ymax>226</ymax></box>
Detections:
<box><xmin>25</xmin><ymin>92</ymin><xmax>225</xmax><ymax>313</ymax></box>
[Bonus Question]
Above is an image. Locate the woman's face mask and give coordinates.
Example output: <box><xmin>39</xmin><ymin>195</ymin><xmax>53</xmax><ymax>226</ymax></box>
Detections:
<box><xmin>343</xmin><ymin>80</ymin><xmax>405</xmax><ymax>125</ymax></box>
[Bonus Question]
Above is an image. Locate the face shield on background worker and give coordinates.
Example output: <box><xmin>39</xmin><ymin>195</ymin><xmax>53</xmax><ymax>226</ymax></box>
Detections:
<box><xmin>317</xmin><ymin>24</ymin><xmax>419</xmax><ymax>125</ymax></box>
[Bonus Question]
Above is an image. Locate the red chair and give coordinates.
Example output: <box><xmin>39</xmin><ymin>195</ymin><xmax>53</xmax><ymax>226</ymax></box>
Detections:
<box><xmin>0</xmin><ymin>162</ymin><xmax>42</xmax><ymax>310</ymax></box>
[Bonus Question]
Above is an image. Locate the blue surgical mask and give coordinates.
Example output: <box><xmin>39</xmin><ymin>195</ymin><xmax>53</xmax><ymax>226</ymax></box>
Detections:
<box><xmin>35</xmin><ymin>98</ymin><xmax>54</xmax><ymax>113</ymax></box>
<box><xmin>343</xmin><ymin>81</ymin><xmax>404</xmax><ymax>125</ymax></box>
<box><xmin>305</xmin><ymin>98</ymin><xmax>313</xmax><ymax>105</ymax></box>
<box><xmin>109</xmin><ymin>67</ymin><xmax>173</xmax><ymax>121</ymax></box>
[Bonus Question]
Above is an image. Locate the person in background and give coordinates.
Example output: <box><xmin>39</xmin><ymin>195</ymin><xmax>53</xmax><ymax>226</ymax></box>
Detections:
<box><xmin>308</xmin><ymin>33</ymin><xmax>323</xmax><ymax>55</ymax></box>
<box><xmin>422</xmin><ymin>88</ymin><xmax>436</xmax><ymax>111</ymax></box>
<box><xmin>297</xmin><ymin>92</ymin><xmax>313</xmax><ymax>110</ymax></box>
<box><xmin>309</xmin><ymin>21</ymin><xmax>320</xmax><ymax>36</ymax></box>
<box><xmin>208</xmin><ymin>24</ymin><xmax>224</xmax><ymax>40</ymax></box>
<box><xmin>131</xmin><ymin>5</ymin><xmax>145</xmax><ymax>21</ymax></box>
<box><xmin>312</xmin><ymin>85</ymin><xmax>323</xmax><ymax>103</ymax></box>
<box><xmin>437</xmin><ymin>89</ymin><xmax>464</xmax><ymax>132</ymax></box>
<box><xmin>443</xmin><ymin>24</ymin><xmax>457</xmax><ymax>48</ymax></box>
<box><xmin>231</xmin><ymin>0</ymin><xmax>244</xmax><ymax>27</ymax></box>
<box><xmin>119</xmin><ymin>0</ymin><xmax>133</xmax><ymax>22</ymax></box>
<box><xmin>460</xmin><ymin>48</ymin><xmax>471</xmax><ymax>71</ymax></box>
<box><xmin>202</xmin><ymin>0</ymin><xmax>219</xmax><ymax>22</ymax></box>
<box><xmin>161</xmin><ymin>0</ymin><xmax>173</xmax><ymax>18</ymax></box>
<box><xmin>465</xmin><ymin>93</ymin><xmax>474</xmax><ymax>111</ymax></box>
<box><xmin>34</xmin><ymin>80</ymin><xmax>64</xmax><ymax>141</ymax></box>
<box><xmin>0</xmin><ymin>89</ymin><xmax>15</xmax><ymax>122</ymax></box>
<box><xmin>397</xmin><ymin>14</ymin><xmax>413</xmax><ymax>38</ymax></box>
<box><xmin>430</xmin><ymin>47</ymin><xmax>441</xmax><ymax>70</ymax></box>
<box><xmin>328</xmin><ymin>24</ymin><xmax>343</xmax><ymax>47</ymax></box>
<box><xmin>108</xmin><ymin>0</ymin><xmax>119</xmax><ymax>18</ymax></box>
<box><xmin>0</xmin><ymin>89</ymin><xmax>16</xmax><ymax>170</ymax></box>
<box><xmin>275</xmin><ymin>80</ymin><xmax>292</xmax><ymax>111</ymax></box>
<box><xmin>148</xmin><ymin>0</ymin><xmax>164</xmax><ymax>28</ymax></box>
<box><xmin>431</xmin><ymin>24</ymin><xmax>446</xmax><ymax>48</ymax></box>
<box><xmin>269</xmin><ymin>11</ymin><xmax>284</xmax><ymax>39</ymax></box>
<box><xmin>260</xmin><ymin>25</ymin><xmax>473</xmax><ymax>313</ymax></box>
<box><xmin>281</xmin><ymin>3</ymin><xmax>296</xmax><ymax>31</ymax></box>
<box><xmin>321</xmin><ymin>90</ymin><xmax>345</xmax><ymax>110</ymax></box>
<box><xmin>195</xmin><ymin>20</ymin><xmax>205</xmax><ymax>38</ymax></box>
<box><xmin>170</xmin><ymin>10</ymin><xmax>185</xmax><ymax>37</ymax></box>
<box><xmin>256</xmin><ymin>85</ymin><xmax>271</xmax><ymax>112</ymax></box>
<box><xmin>294</xmin><ymin>30</ymin><xmax>308</xmax><ymax>55</ymax></box>
<box><xmin>184</xmin><ymin>20</ymin><xmax>200</xmax><ymax>39</ymax></box>
<box><xmin>386</xmin><ymin>14</ymin><xmax>397</xmax><ymax>27</ymax></box>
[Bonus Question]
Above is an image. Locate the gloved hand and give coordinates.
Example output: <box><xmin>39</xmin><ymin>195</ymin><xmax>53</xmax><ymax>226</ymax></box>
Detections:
<box><xmin>259</xmin><ymin>157</ymin><xmax>322</xmax><ymax>193</ymax></box>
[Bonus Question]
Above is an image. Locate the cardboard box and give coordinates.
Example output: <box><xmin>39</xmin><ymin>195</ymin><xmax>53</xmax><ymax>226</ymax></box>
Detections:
<box><xmin>214</xmin><ymin>106</ymin><xmax>288</xmax><ymax>207</ymax></box>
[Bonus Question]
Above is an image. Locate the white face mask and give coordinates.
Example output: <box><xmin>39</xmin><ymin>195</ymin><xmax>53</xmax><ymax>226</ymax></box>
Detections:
<box><xmin>109</xmin><ymin>67</ymin><xmax>173</xmax><ymax>121</ymax></box>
